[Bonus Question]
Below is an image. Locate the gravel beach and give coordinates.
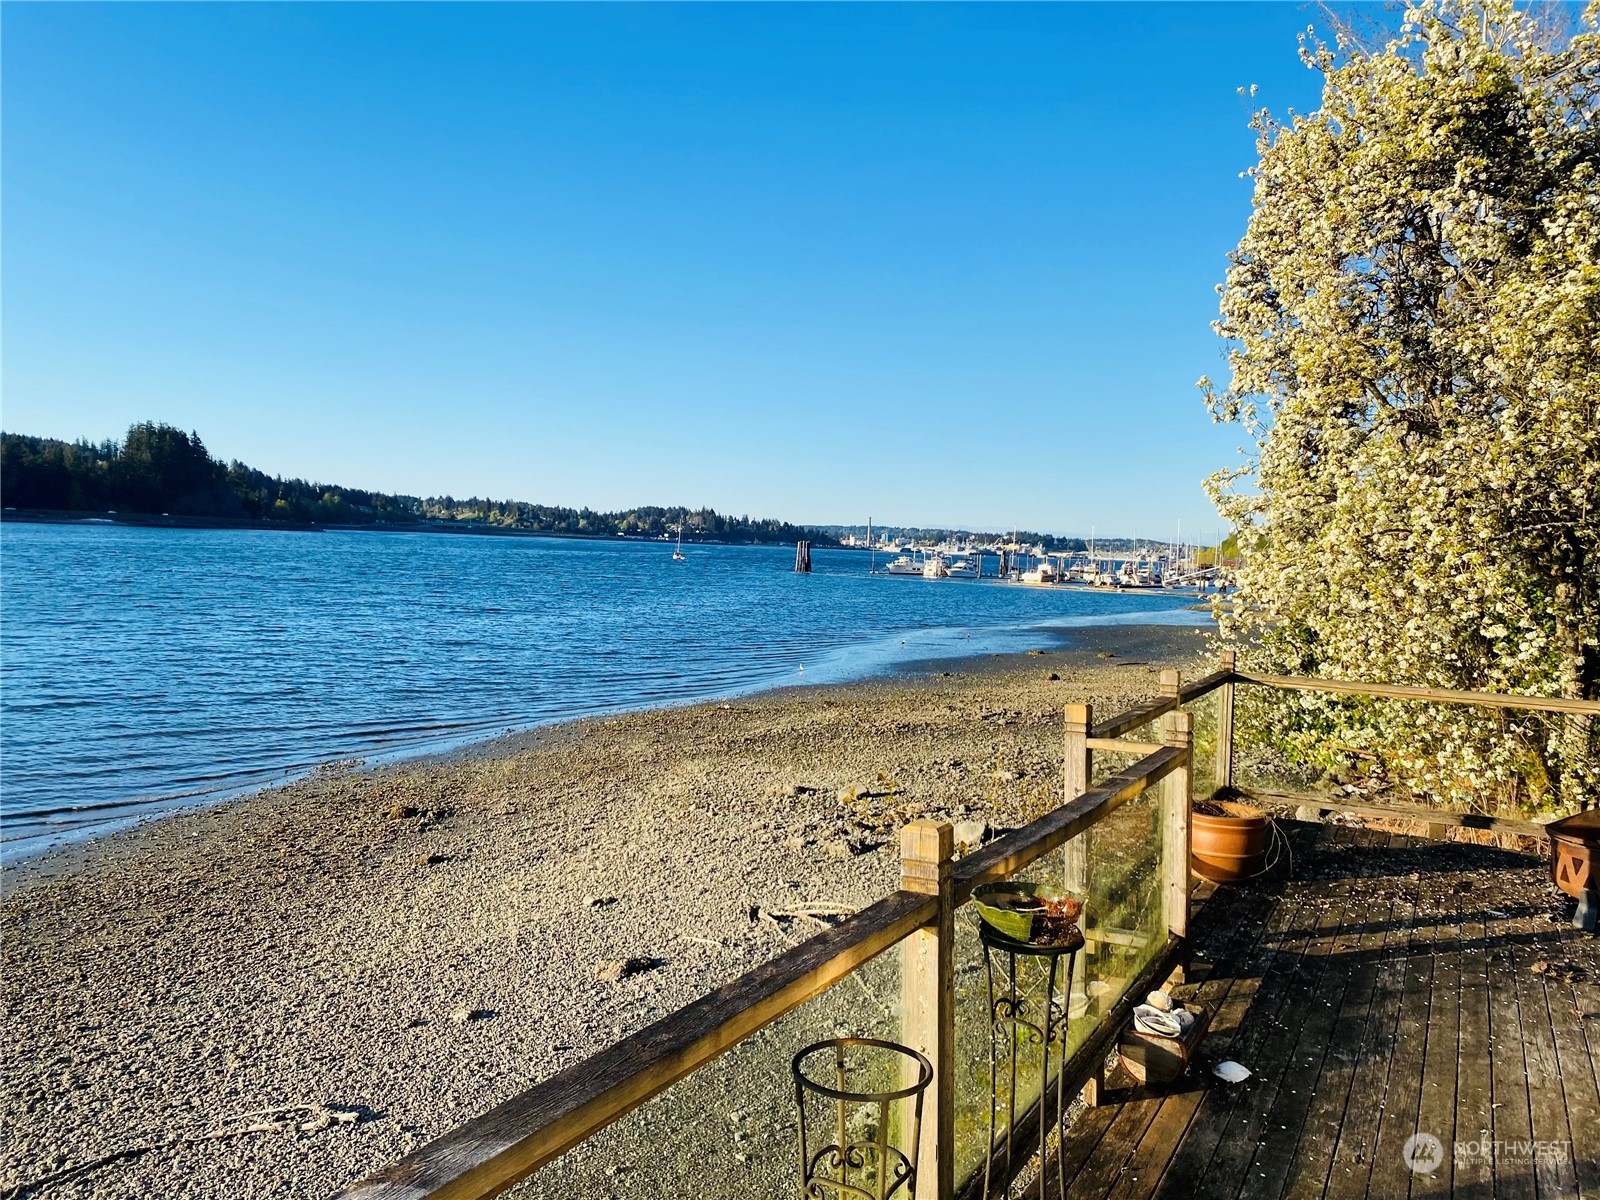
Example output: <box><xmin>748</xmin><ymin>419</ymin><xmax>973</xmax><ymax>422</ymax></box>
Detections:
<box><xmin>1</xmin><ymin>623</ymin><xmax>1211</xmax><ymax>1200</ymax></box>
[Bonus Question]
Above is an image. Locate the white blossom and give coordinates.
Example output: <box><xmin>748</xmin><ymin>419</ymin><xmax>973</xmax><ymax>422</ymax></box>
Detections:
<box><xmin>1206</xmin><ymin>0</ymin><xmax>1599</xmax><ymax>814</ymax></box>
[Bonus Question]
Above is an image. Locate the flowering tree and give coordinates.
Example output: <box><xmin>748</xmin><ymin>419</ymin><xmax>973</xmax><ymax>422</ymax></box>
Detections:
<box><xmin>1203</xmin><ymin>0</ymin><xmax>1599</xmax><ymax>813</ymax></box>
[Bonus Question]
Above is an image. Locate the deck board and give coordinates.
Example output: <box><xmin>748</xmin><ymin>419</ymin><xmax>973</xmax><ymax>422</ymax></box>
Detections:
<box><xmin>1568</xmin><ymin>956</ymin><xmax>1600</xmax><ymax>1200</ymax></box>
<box><xmin>1040</xmin><ymin>822</ymin><xmax>1600</xmax><ymax>1200</ymax></box>
<box><xmin>1236</xmin><ymin>866</ymin><xmax>1367</xmax><ymax>1200</ymax></box>
<box><xmin>1321</xmin><ymin>834</ymin><xmax>1416</xmax><ymax>1200</ymax></box>
<box><xmin>1514</xmin><ymin>929</ymin><xmax>1581</xmax><ymax>1200</ymax></box>
<box><xmin>1411</xmin><ymin>872</ymin><xmax>1461</xmax><ymax>1200</ymax></box>
<box><xmin>1197</xmin><ymin>832</ymin><xmax>1360</xmax><ymax>1200</ymax></box>
<box><xmin>1453</xmin><ymin>889</ymin><xmax>1494</xmax><ymax>1200</ymax></box>
<box><xmin>1487</xmin><ymin>890</ymin><xmax>1536</xmax><ymax>1200</ymax></box>
<box><xmin>1542</xmin><ymin>944</ymin><xmax>1600</xmax><ymax>1199</ymax></box>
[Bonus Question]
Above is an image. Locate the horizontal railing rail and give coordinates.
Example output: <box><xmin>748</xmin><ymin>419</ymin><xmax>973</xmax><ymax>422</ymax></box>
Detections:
<box><xmin>1089</xmin><ymin>668</ymin><xmax>1231</xmax><ymax>741</ymax></box>
<box><xmin>1235</xmin><ymin>786</ymin><xmax>1549</xmax><ymax>838</ymax></box>
<box><xmin>1232</xmin><ymin>670</ymin><xmax>1600</xmax><ymax>716</ymax></box>
<box><xmin>955</xmin><ymin>745</ymin><xmax>1186</xmax><ymax>903</ymax></box>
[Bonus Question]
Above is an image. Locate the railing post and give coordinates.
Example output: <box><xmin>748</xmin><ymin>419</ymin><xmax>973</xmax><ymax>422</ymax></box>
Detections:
<box><xmin>1158</xmin><ymin>667</ymin><xmax>1181</xmax><ymax>704</ymax></box>
<box><xmin>1062</xmin><ymin>702</ymin><xmax>1100</xmax><ymax>1105</ymax></box>
<box><xmin>1161</xmin><ymin>709</ymin><xmax>1193</xmax><ymax>983</ymax></box>
<box><xmin>900</xmin><ymin>820</ymin><xmax>954</xmax><ymax>1200</ymax></box>
<box><xmin>1217</xmin><ymin>649</ymin><xmax>1236</xmax><ymax>792</ymax></box>
<box><xmin>1064</xmin><ymin>702</ymin><xmax>1093</xmax><ymax>801</ymax></box>
<box><xmin>1063</xmin><ymin>704</ymin><xmax>1093</xmax><ymax>894</ymax></box>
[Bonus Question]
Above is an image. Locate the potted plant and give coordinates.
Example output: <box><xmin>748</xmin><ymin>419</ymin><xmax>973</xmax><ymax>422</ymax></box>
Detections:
<box><xmin>1190</xmin><ymin>790</ymin><xmax>1269</xmax><ymax>882</ymax></box>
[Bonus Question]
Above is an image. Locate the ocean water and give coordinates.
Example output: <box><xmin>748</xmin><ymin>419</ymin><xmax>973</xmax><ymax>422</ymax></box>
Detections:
<box><xmin>0</xmin><ymin>523</ymin><xmax>1205</xmax><ymax>860</ymax></box>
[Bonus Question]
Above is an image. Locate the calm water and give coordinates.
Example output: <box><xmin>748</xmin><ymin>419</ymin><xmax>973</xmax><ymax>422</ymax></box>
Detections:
<box><xmin>1</xmin><ymin>523</ymin><xmax>1204</xmax><ymax>859</ymax></box>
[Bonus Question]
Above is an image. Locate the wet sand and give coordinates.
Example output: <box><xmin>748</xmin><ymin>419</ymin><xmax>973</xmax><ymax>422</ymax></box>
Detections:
<box><xmin>0</xmin><ymin>623</ymin><xmax>1209</xmax><ymax>1199</ymax></box>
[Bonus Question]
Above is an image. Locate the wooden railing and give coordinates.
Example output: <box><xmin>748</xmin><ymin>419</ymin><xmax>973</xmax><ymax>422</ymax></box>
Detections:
<box><xmin>337</xmin><ymin>669</ymin><xmax>1225</xmax><ymax>1200</ymax></box>
<box><xmin>1220</xmin><ymin>655</ymin><xmax>1600</xmax><ymax>837</ymax></box>
<box><xmin>337</xmin><ymin>656</ymin><xmax>1598</xmax><ymax>1200</ymax></box>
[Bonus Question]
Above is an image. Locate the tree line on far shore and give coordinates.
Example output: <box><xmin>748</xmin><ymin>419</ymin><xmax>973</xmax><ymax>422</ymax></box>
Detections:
<box><xmin>0</xmin><ymin>423</ymin><xmax>839</xmax><ymax>546</ymax></box>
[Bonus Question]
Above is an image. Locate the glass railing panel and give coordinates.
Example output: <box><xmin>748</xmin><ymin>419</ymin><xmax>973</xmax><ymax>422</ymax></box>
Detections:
<box><xmin>1088</xmin><ymin>715</ymin><xmax>1163</xmax><ymax>787</ymax></box>
<box><xmin>505</xmin><ymin>940</ymin><xmax>906</xmax><ymax>1200</ymax></box>
<box><xmin>950</xmin><ymin>780</ymin><xmax>1168</xmax><ymax>1187</ymax></box>
<box><xmin>1188</xmin><ymin>689</ymin><xmax>1220</xmax><ymax>799</ymax></box>
<box><xmin>1072</xmin><ymin>782</ymin><xmax>1167</xmax><ymax>1043</ymax></box>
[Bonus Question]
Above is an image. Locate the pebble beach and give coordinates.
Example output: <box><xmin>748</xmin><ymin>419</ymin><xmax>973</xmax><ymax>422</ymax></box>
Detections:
<box><xmin>1</xmin><ymin>623</ymin><xmax>1210</xmax><ymax>1200</ymax></box>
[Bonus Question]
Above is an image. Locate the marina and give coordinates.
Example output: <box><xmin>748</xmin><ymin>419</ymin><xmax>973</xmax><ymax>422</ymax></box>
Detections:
<box><xmin>864</xmin><ymin>542</ymin><xmax>1232</xmax><ymax>595</ymax></box>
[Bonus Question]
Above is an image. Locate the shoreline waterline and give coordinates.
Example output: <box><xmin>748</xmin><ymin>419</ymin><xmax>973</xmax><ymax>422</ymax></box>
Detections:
<box><xmin>1</xmin><ymin>615</ymin><xmax>1210</xmax><ymax>873</ymax></box>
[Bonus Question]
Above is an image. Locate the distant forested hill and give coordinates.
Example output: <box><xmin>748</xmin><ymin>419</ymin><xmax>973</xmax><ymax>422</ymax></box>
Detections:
<box><xmin>0</xmin><ymin>422</ymin><xmax>838</xmax><ymax>545</ymax></box>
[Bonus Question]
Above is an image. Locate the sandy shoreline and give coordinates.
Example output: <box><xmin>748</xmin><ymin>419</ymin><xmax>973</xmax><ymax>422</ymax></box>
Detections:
<box><xmin>1</xmin><ymin>623</ymin><xmax>1210</xmax><ymax>1200</ymax></box>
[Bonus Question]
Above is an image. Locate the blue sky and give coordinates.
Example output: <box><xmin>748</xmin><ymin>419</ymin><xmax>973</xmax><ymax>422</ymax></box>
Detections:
<box><xmin>3</xmin><ymin>3</ymin><xmax>1336</xmax><ymax>539</ymax></box>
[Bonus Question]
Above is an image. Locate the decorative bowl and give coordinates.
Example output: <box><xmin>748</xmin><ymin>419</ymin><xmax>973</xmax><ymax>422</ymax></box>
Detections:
<box><xmin>972</xmin><ymin>882</ymin><xmax>1083</xmax><ymax>943</ymax></box>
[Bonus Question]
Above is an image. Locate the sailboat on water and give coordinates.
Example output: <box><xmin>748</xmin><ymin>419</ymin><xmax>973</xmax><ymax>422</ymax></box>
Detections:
<box><xmin>672</xmin><ymin>525</ymin><xmax>686</xmax><ymax>561</ymax></box>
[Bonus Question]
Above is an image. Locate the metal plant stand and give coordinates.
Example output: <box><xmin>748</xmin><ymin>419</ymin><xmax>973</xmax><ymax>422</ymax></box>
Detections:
<box><xmin>980</xmin><ymin>921</ymin><xmax>1084</xmax><ymax>1200</ymax></box>
<box><xmin>792</xmin><ymin>1037</ymin><xmax>932</xmax><ymax>1200</ymax></box>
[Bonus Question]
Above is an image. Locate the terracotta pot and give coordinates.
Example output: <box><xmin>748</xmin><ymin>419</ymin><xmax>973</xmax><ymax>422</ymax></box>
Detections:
<box><xmin>1191</xmin><ymin>800</ymin><xmax>1268</xmax><ymax>883</ymax></box>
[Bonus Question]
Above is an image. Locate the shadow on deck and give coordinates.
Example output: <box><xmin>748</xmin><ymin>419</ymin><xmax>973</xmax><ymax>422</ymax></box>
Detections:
<box><xmin>1048</xmin><ymin>821</ymin><xmax>1600</xmax><ymax>1200</ymax></box>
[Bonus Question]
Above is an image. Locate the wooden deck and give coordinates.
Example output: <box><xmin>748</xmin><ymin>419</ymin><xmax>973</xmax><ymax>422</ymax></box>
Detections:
<box><xmin>1050</xmin><ymin>821</ymin><xmax>1600</xmax><ymax>1200</ymax></box>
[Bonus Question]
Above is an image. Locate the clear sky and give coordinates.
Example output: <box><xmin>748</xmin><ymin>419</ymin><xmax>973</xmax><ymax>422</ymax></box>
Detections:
<box><xmin>3</xmin><ymin>2</ymin><xmax>1337</xmax><ymax>540</ymax></box>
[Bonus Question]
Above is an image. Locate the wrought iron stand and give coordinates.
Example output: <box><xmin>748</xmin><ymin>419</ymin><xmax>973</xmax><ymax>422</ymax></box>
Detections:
<box><xmin>980</xmin><ymin>921</ymin><xmax>1083</xmax><ymax>1200</ymax></box>
<box><xmin>792</xmin><ymin>1036</ymin><xmax>932</xmax><ymax>1200</ymax></box>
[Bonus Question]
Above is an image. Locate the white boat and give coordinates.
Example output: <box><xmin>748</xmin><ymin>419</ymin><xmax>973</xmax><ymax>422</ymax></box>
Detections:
<box><xmin>922</xmin><ymin>556</ymin><xmax>949</xmax><ymax>579</ymax></box>
<box><xmin>1108</xmin><ymin>559</ymin><xmax>1164</xmax><ymax>588</ymax></box>
<box><xmin>672</xmin><ymin>526</ymin><xmax>686</xmax><ymax>561</ymax></box>
<box><xmin>945</xmin><ymin>557</ymin><xmax>979</xmax><ymax>579</ymax></box>
<box><xmin>1020</xmin><ymin>561</ymin><xmax>1059</xmax><ymax>585</ymax></box>
<box><xmin>883</xmin><ymin>554</ymin><xmax>922</xmax><ymax>576</ymax></box>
